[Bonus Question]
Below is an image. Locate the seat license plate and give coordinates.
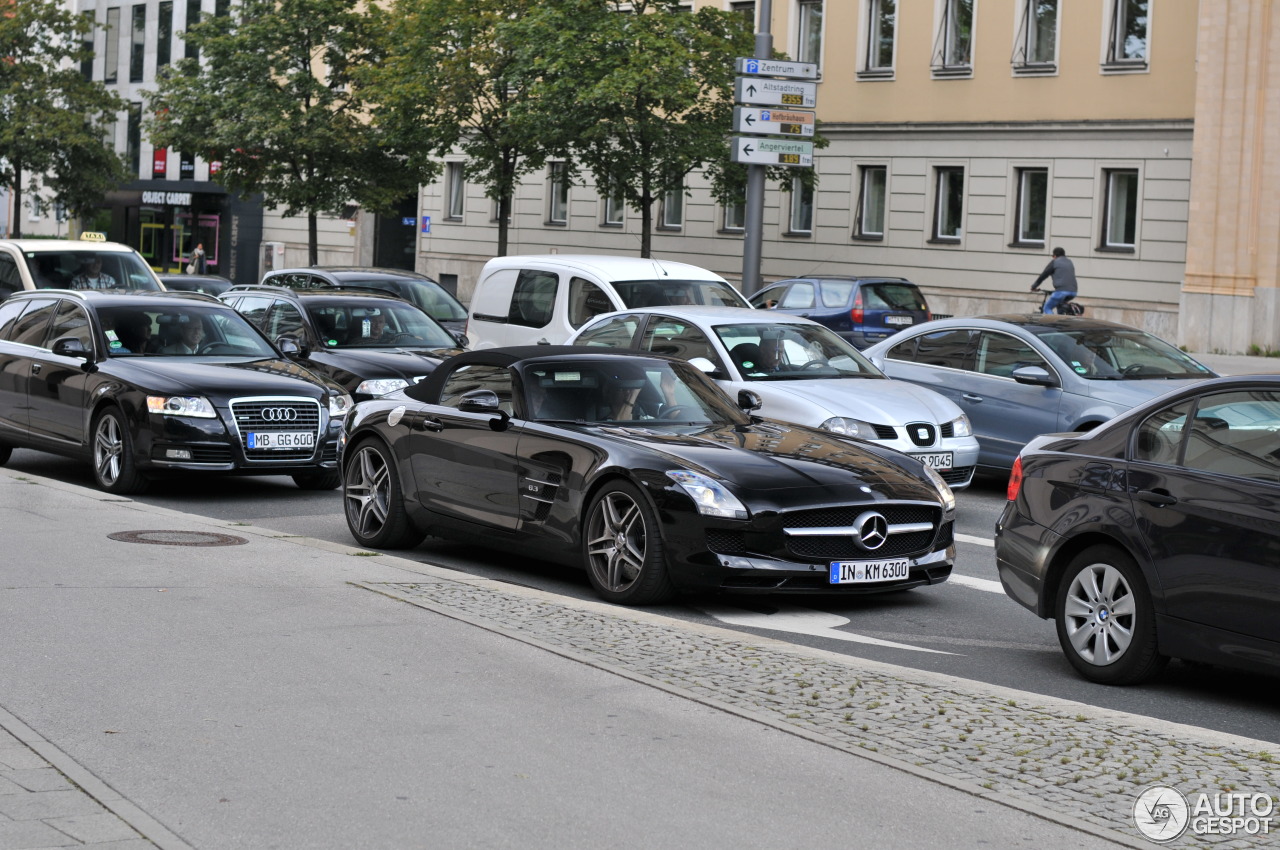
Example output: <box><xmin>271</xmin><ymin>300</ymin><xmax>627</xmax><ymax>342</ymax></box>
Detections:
<box><xmin>829</xmin><ymin>560</ymin><xmax>910</xmax><ymax>584</ymax></box>
<box><xmin>247</xmin><ymin>431</ymin><xmax>314</xmax><ymax>449</ymax></box>
<box><xmin>885</xmin><ymin>315</ymin><xmax>914</xmax><ymax>326</ymax></box>
<box><xmin>911</xmin><ymin>451</ymin><xmax>953</xmax><ymax>470</ymax></box>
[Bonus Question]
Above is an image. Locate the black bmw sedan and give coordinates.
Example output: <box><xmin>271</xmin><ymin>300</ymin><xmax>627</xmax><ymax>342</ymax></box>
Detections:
<box><xmin>341</xmin><ymin>346</ymin><xmax>958</xmax><ymax>605</ymax></box>
<box><xmin>0</xmin><ymin>290</ymin><xmax>353</xmax><ymax>494</ymax></box>
<box><xmin>996</xmin><ymin>375</ymin><xmax>1280</xmax><ymax>685</ymax></box>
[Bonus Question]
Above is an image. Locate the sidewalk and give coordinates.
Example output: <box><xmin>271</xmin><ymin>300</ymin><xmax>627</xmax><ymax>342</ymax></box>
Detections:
<box><xmin>2</xmin><ymin>469</ymin><xmax>1277</xmax><ymax>849</ymax></box>
<box><xmin>1189</xmin><ymin>351</ymin><xmax>1280</xmax><ymax>377</ymax></box>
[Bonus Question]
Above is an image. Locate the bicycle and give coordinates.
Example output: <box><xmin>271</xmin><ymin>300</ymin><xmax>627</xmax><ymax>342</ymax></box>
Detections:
<box><xmin>1032</xmin><ymin>286</ymin><xmax>1085</xmax><ymax>316</ymax></box>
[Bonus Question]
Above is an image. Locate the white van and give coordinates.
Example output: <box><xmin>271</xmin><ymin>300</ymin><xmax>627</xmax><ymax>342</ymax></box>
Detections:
<box><xmin>466</xmin><ymin>254</ymin><xmax>749</xmax><ymax>349</ymax></box>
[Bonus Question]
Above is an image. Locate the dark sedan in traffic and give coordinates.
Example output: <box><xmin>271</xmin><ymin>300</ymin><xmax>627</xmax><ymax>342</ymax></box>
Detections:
<box><xmin>995</xmin><ymin>375</ymin><xmax>1280</xmax><ymax>684</ymax></box>
<box><xmin>0</xmin><ymin>290</ymin><xmax>352</xmax><ymax>494</ymax></box>
<box><xmin>341</xmin><ymin>346</ymin><xmax>958</xmax><ymax>605</ymax></box>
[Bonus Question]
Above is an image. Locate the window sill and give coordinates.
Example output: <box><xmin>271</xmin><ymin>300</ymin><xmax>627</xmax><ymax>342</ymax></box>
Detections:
<box><xmin>856</xmin><ymin>69</ymin><xmax>894</xmax><ymax>81</ymax></box>
<box><xmin>783</xmin><ymin>230</ymin><xmax>813</xmax><ymax>239</ymax></box>
<box><xmin>927</xmin><ymin>237</ymin><xmax>962</xmax><ymax>245</ymax></box>
<box><xmin>930</xmin><ymin>65</ymin><xmax>973</xmax><ymax>79</ymax></box>
<box><xmin>1013</xmin><ymin>63</ymin><xmax>1057</xmax><ymax>76</ymax></box>
<box><xmin>544</xmin><ymin>220</ymin><xmax>566</xmax><ymax>227</ymax></box>
<box><xmin>443</xmin><ymin>216</ymin><xmax>462</xmax><ymax>222</ymax></box>
<box><xmin>1096</xmin><ymin>244</ymin><xmax>1136</xmax><ymax>254</ymax></box>
<box><xmin>656</xmin><ymin>225</ymin><xmax>683</xmax><ymax>232</ymax></box>
<box><xmin>851</xmin><ymin>233</ymin><xmax>884</xmax><ymax>242</ymax></box>
<box><xmin>599</xmin><ymin>221</ymin><xmax>623</xmax><ymax>228</ymax></box>
<box><xmin>1100</xmin><ymin>62</ymin><xmax>1148</xmax><ymax>74</ymax></box>
<box><xmin>717</xmin><ymin>228</ymin><xmax>744</xmax><ymax>236</ymax></box>
<box><xmin>1008</xmin><ymin>240</ymin><xmax>1046</xmax><ymax>250</ymax></box>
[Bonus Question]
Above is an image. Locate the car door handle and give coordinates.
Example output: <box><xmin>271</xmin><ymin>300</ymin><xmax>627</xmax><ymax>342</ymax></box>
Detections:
<box><xmin>962</xmin><ymin>393</ymin><xmax>983</xmax><ymax>402</ymax></box>
<box><xmin>1135</xmin><ymin>489</ymin><xmax>1178</xmax><ymax>507</ymax></box>
<box><xmin>419</xmin><ymin>417</ymin><xmax>444</xmax><ymax>432</ymax></box>
<box><xmin>799</xmin><ymin>313</ymin><xmax>810</xmax><ymax>318</ymax></box>
<box><xmin>30</xmin><ymin>363</ymin><xmax>42</xmax><ymax>374</ymax></box>
<box><xmin>537</xmin><ymin>338</ymin><xmax>550</xmax><ymax>345</ymax></box>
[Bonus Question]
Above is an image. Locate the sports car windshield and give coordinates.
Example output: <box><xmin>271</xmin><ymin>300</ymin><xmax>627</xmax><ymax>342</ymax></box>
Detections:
<box><xmin>522</xmin><ymin>360</ymin><xmax>747</xmax><ymax>426</ymax></box>
<box><xmin>713</xmin><ymin>323</ymin><xmax>886</xmax><ymax>381</ymax></box>
<box><xmin>1038</xmin><ymin>329</ymin><xmax>1214</xmax><ymax>380</ymax></box>
<box><xmin>306</xmin><ymin>297</ymin><xmax>456</xmax><ymax>349</ymax></box>
<box><xmin>97</xmin><ymin>304</ymin><xmax>277</xmax><ymax>358</ymax></box>
<box><xmin>612</xmin><ymin>279</ymin><xmax>748</xmax><ymax>309</ymax></box>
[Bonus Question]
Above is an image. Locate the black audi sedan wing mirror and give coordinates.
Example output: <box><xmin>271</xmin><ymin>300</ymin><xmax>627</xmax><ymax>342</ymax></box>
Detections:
<box><xmin>737</xmin><ymin>389</ymin><xmax>763</xmax><ymax>412</ymax></box>
<box><xmin>53</xmin><ymin>337</ymin><xmax>91</xmax><ymax>359</ymax></box>
<box><xmin>275</xmin><ymin>336</ymin><xmax>309</xmax><ymax>359</ymax></box>
<box><xmin>1011</xmin><ymin>365</ymin><xmax>1059</xmax><ymax>387</ymax></box>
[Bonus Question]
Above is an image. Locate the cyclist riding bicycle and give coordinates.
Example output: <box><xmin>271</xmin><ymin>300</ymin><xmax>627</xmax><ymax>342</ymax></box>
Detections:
<box><xmin>1030</xmin><ymin>247</ymin><xmax>1080</xmax><ymax>315</ymax></box>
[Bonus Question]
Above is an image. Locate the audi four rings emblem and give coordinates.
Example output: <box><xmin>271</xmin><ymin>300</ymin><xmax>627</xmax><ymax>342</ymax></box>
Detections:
<box><xmin>260</xmin><ymin>407</ymin><xmax>298</xmax><ymax>422</ymax></box>
<box><xmin>853</xmin><ymin>511</ymin><xmax>889</xmax><ymax>551</ymax></box>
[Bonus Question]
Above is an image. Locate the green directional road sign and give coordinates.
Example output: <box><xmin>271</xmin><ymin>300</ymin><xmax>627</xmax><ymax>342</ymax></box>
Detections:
<box><xmin>730</xmin><ymin>137</ymin><xmax>814</xmax><ymax>167</ymax></box>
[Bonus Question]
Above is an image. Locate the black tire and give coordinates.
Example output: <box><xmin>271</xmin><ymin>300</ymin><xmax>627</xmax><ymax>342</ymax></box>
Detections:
<box><xmin>292</xmin><ymin>470</ymin><xmax>342</xmax><ymax>491</ymax></box>
<box><xmin>583</xmin><ymin>480</ymin><xmax>675</xmax><ymax>605</ymax></box>
<box><xmin>91</xmin><ymin>407</ymin><xmax>149</xmax><ymax>495</ymax></box>
<box><xmin>0</xmin><ymin>443</ymin><xmax>11</xmax><ymax>466</ymax></box>
<box><xmin>1055</xmin><ymin>545</ymin><xmax>1166</xmax><ymax>685</ymax></box>
<box><xmin>342</xmin><ymin>438</ymin><xmax>424</xmax><ymax>549</ymax></box>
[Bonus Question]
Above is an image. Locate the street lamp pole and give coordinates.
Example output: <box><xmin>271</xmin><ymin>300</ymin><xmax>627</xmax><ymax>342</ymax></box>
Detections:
<box><xmin>740</xmin><ymin>0</ymin><xmax>772</xmax><ymax>297</ymax></box>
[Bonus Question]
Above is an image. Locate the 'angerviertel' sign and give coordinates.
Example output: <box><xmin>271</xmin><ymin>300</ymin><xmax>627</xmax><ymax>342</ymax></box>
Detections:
<box><xmin>730</xmin><ymin>137</ymin><xmax>814</xmax><ymax>167</ymax></box>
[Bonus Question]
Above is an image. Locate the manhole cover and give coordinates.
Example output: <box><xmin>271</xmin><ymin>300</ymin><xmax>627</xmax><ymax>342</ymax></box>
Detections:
<box><xmin>107</xmin><ymin>530</ymin><xmax>248</xmax><ymax>547</ymax></box>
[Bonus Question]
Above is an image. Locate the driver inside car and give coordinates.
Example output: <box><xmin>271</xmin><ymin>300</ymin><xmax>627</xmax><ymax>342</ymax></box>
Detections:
<box><xmin>163</xmin><ymin>315</ymin><xmax>206</xmax><ymax>354</ymax></box>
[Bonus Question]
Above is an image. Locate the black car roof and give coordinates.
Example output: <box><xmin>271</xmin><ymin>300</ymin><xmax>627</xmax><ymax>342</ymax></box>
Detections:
<box><xmin>313</xmin><ymin>267</ymin><xmax>436</xmax><ymax>281</ymax></box>
<box><xmin>406</xmin><ymin>346</ymin><xmax>679</xmax><ymax>404</ymax></box>
<box><xmin>226</xmin><ymin>284</ymin><xmax>405</xmax><ymax>303</ymax></box>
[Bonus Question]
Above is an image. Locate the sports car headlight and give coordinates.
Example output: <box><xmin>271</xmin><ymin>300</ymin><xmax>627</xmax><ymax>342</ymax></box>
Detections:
<box><xmin>146</xmin><ymin>395</ymin><xmax>216</xmax><ymax>418</ymax></box>
<box><xmin>948</xmin><ymin>414</ymin><xmax>972</xmax><ymax>438</ymax></box>
<box><xmin>921</xmin><ymin>463</ymin><xmax>956</xmax><ymax>512</ymax></box>
<box><xmin>355</xmin><ymin>378</ymin><xmax>410</xmax><ymax>397</ymax></box>
<box><xmin>329</xmin><ymin>393</ymin><xmax>354</xmax><ymax>418</ymax></box>
<box><xmin>820</xmin><ymin>417</ymin><xmax>878</xmax><ymax>439</ymax></box>
<box><xmin>665</xmin><ymin>470</ymin><xmax>749</xmax><ymax>520</ymax></box>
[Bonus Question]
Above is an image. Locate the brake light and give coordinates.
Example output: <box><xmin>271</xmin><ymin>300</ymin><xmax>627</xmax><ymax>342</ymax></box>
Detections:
<box><xmin>926</xmin><ymin>309</ymin><xmax>932</xmax><ymax>321</ymax></box>
<box><xmin>851</xmin><ymin>291</ymin><xmax>864</xmax><ymax>324</ymax></box>
<box><xmin>1006</xmin><ymin>456</ymin><xmax>1023</xmax><ymax>501</ymax></box>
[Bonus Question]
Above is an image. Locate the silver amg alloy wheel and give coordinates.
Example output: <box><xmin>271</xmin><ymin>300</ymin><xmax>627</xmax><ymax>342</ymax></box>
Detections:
<box><xmin>342</xmin><ymin>439</ymin><xmax>424</xmax><ymax>550</ymax></box>
<box><xmin>584</xmin><ymin>482</ymin><xmax>674</xmax><ymax>605</ymax></box>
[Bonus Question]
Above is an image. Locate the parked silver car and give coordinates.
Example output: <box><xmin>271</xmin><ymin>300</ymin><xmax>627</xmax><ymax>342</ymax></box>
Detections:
<box><xmin>568</xmin><ymin>306</ymin><xmax>980</xmax><ymax>488</ymax></box>
<box><xmin>862</xmin><ymin>314</ymin><xmax>1218</xmax><ymax>472</ymax></box>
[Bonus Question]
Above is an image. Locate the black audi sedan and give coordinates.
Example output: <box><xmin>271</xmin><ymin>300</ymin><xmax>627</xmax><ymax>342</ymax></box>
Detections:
<box><xmin>219</xmin><ymin>285</ymin><xmax>464</xmax><ymax>402</ymax></box>
<box><xmin>0</xmin><ymin>290</ymin><xmax>353</xmax><ymax>494</ymax></box>
<box><xmin>996</xmin><ymin>375</ymin><xmax>1280</xmax><ymax>685</ymax></box>
<box><xmin>341</xmin><ymin>346</ymin><xmax>958</xmax><ymax>605</ymax></box>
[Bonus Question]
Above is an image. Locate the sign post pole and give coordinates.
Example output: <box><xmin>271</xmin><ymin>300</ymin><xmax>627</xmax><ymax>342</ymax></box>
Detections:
<box><xmin>740</xmin><ymin>0</ymin><xmax>772</xmax><ymax>297</ymax></box>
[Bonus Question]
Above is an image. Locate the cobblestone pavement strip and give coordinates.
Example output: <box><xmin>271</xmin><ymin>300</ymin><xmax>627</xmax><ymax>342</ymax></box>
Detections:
<box><xmin>359</xmin><ymin>578</ymin><xmax>1280</xmax><ymax>849</ymax></box>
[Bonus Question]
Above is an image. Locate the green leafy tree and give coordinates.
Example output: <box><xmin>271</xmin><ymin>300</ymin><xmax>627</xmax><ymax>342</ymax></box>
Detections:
<box><xmin>509</xmin><ymin>0</ymin><xmax>753</xmax><ymax>258</ymax></box>
<box><xmin>362</xmin><ymin>0</ymin><xmax>556</xmax><ymax>258</ymax></box>
<box><xmin>1</xmin><ymin>0</ymin><xmax>127</xmax><ymax>237</ymax></box>
<box><xmin>146</xmin><ymin>0</ymin><xmax>428</xmax><ymax>264</ymax></box>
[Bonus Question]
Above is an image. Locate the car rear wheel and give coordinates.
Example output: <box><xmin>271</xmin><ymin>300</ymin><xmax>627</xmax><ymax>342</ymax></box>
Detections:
<box><xmin>584</xmin><ymin>481</ymin><xmax>674</xmax><ymax>605</ymax></box>
<box><xmin>1055</xmin><ymin>545</ymin><xmax>1166</xmax><ymax>685</ymax></box>
<box><xmin>342</xmin><ymin>439</ymin><xmax>423</xmax><ymax>549</ymax></box>
<box><xmin>292</xmin><ymin>470</ymin><xmax>341</xmax><ymax>490</ymax></box>
<box><xmin>92</xmin><ymin>407</ymin><xmax>148</xmax><ymax>495</ymax></box>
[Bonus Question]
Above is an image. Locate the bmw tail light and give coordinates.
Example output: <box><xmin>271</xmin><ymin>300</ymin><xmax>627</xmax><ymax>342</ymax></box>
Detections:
<box><xmin>850</xmin><ymin>291</ymin><xmax>864</xmax><ymax>324</ymax></box>
<box><xmin>1007</xmin><ymin>456</ymin><xmax>1023</xmax><ymax>501</ymax></box>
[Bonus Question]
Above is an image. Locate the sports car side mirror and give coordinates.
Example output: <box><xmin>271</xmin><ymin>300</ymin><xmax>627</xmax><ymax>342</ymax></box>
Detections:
<box><xmin>1011</xmin><ymin>365</ymin><xmax>1059</xmax><ymax>387</ymax></box>
<box><xmin>737</xmin><ymin>389</ymin><xmax>763</xmax><ymax>412</ymax></box>
<box><xmin>459</xmin><ymin>389</ymin><xmax>510</xmax><ymax>431</ymax></box>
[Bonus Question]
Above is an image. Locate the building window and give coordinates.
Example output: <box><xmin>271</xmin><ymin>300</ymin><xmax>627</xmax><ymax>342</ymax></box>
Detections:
<box><xmin>215</xmin><ymin>0</ymin><xmax>230</xmax><ymax>17</ymax></box>
<box><xmin>184</xmin><ymin>0</ymin><xmax>200</xmax><ymax>61</ymax></box>
<box><xmin>1013</xmin><ymin>168</ymin><xmax>1048</xmax><ymax>245</ymax></box>
<box><xmin>29</xmin><ymin>197</ymin><xmax>44</xmax><ymax>221</ymax></box>
<box><xmin>602</xmin><ymin>179</ymin><xmax>625</xmax><ymax>226</ymax></box>
<box><xmin>446</xmin><ymin>163</ymin><xmax>465</xmax><ymax>220</ymax></box>
<box><xmin>1101</xmin><ymin>168</ymin><xmax>1139</xmax><ymax>250</ymax></box>
<box><xmin>730</xmin><ymin>1</ymin><xmax>755</xmax><ymax>29</ymax></box>
<box><xmin>854</xmin><ymin>165</ymin><xmax>886</xmax><ymax>239</ymax></box>
<box><xmin>722</xmin><ymin>200</ymin><xmax>745</xmax><ymax>232</ymax></box>
<box><xmin>130</xmin><ymin>5</ymin><xmax>146</xmax><ymax>83</ymax></box>
<box><xmin>1105</xmin><ymin>0</ymin><xmax>1148</xmax><ymax>68</ymax></box>
<box><xmin>126</xmin><ymin>102</ymin><xmax>143</xmax><ymax>178</ymax></box>
<box><xmin>661</xmin><ymin>183</ymin><xmax>684</xmax><ymax>229</ymax></box>
<box><xmin>81</xmin><ymin>12</ymin><xmax>95</xmax><ymax>80</ymax></box>
<box><xmin>796</xmin><ymin>0</ymin><xmax>823</xmax><ymax>68</ymax></box>
<box><xmin>788</xmin><ymin>177</ymin><xmax>813</xmax><ymax>234</ymax></box>
<box><xmin>931</xmin><ymin>166</ymin><xmax>964</xmax><ymax>242</ymax></box>
<box><xmin>932</xmin><ymin>0</ymin><xmax>974</xmax><ymax>76</ymax></box>
<box><xmin>1012</xmin><ymin>0</ymin><xmax>1056</xmax><ymax>72</ymax></box>
<box><xmin>104</xmin><ymin>8</ymin><xmax>120</xmax><ymax>84</ymax></box>
<box><xmin>157</xmin><ymin>2</ymin><xmax>173</xmax><ymax>68</ymax></box>
<box><xmin>861</xmin><ymin>0</ymin><xmax>895</xmax><ymax>77</ymax></box>
<box><xmin>548</xmin><ymin>162</ymin><xmax>568</xmax><ymax>224</ymax></box>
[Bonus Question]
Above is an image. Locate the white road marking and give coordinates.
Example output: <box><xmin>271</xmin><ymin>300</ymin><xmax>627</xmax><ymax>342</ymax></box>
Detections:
<box><xmin>949</xmin><ymin>573</ymin><xmax>1006</xmax><ymax>594</ymax></box>
<box><xmin>697</xmin><ymin>604</ymin><xmax>957</xmax><ymax>655</ymax></box>
<box><xmin>956</xmin><ymin>533</ymin><xmax>994</xmax><ymax>547</ymax></box>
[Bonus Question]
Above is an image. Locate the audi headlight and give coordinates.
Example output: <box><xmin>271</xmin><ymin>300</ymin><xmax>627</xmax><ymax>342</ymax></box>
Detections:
<box><xmin>820</xmin><ymin>417</ymin><xmax>878</xmax><ymax>439</ymax></box>
<box><xmin>921</xmin><ymin>463</ymin><xmax>956</xmax><ymax>512</ymax></box>
<box><xmin>355</xmin><ymin>378</ymin><xmax>410</xmax><ymax>397</ymax></box>
<box><xmin>948</xmin><ymin>414</ymin><xmax>973</xmax><ymax>438</ymax></box>
<box><xmin>146</xmin><ymin>395</ymin><xmax>216</xmax><ymax>418</ymax></box>
<box><xmin>329</xmin><ymin>393</ymin><xmax>353</xmax><ymax>418</ymax></box>
<box><xmin>666</xmin><ymin>470</ymin><xmax>749</xmax><ymax>520</ymax></box>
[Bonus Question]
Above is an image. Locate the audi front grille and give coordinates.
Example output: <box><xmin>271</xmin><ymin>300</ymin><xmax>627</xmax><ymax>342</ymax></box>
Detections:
<box><xmin>229</xmin><ymin>397</ymin><xmax>323</xmax><ymax>462</ymax></box>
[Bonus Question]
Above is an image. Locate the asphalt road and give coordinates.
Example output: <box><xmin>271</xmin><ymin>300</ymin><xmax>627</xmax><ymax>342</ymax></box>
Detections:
<box><xmin>8</xmin><ymin>447</ymin><xmax>1279</xmax><ymax>746</ymax></box>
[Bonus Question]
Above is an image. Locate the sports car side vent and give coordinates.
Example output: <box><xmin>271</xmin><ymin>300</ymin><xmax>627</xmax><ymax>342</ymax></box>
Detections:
<box><xmin>520</xmin><ymin>470</ymin><xmax>563</xmax><ymax>522</ymax></box>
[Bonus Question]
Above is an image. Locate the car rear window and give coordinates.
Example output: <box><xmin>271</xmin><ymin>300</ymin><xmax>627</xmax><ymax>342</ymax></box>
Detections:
<box><xmin>864</xmin><ymin>283</ymin><xmax>927</xmax><ymax>311</ymax></box>
<box><xmin>820</xmin><ymin>281</ymin><xmax>854</xmax><ymax>307</ymax></box>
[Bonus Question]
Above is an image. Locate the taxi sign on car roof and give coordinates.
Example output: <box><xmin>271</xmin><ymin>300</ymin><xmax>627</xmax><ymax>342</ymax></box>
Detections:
<box><xmin>80</xmin><ymin>232</ymin><xmax>107</xmax><ymax>241</ymax></box>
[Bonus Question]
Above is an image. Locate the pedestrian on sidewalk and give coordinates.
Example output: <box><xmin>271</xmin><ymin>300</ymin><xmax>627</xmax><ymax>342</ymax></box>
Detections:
<box><xmin>1031</xmin><ymin>247</ymin><xmax>1078</xmax><ymax>314</ymax></box>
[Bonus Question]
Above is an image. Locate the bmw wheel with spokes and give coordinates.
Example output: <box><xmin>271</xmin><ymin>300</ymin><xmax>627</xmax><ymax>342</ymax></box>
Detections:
<box><xmin>342</xmin><ymin>438</ymin><xmax>424</xmax><ymax>549</ymax></box>
<box><xmin>1055</xmin><ymin>545</ymin><xmax>1166</xmax><ymax>685</ymax></box>
<box><xmin>91</xmin><ymin>407</ymin><xmax>148</xmax><ymax>495</ymax></box>
<box><xmin>584</xmin><ymin>481</ymin><xmax>674</xmax><ymax>605</ymax></box>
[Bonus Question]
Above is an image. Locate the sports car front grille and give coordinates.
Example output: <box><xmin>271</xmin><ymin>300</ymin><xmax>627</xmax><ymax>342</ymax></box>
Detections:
<box><xmin>788</xmin><ymin>530</ymin><xmax>936</xmax><ymax>560</ymax></box>
<box><xmin>784</xmin><ymin>505</ymin><xmax>937</xmax><ymax>529</ymax></box>
<box><xmin>782</xmin><ymin>504</ymin><xmax>941</xmax><ymax>562</ymax></box>
<box><xmin>706</xmin><ymin>529</ymin><xmax>749</xmax><ymax>555</ymax></box>
<box><xmin>230</xmin><ymin>398</ymin><xmax>322</xmax><ymax>461</ymax></box>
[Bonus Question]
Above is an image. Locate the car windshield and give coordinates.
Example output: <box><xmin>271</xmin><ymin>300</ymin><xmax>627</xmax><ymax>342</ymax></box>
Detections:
<box><xmin>334</xmin><ymin>277</ymin><xmax>467</xmax><ymax>320</ymax></box>
<box><xmin>307</xmin><ymin>298</ymin><xmax>457</xmax><ymax>349</ymax></box>
<box><xmin>24</xmin><ymin>250</ymin><xmax>161</xmax><ymax>292</ymax></box>
<box><xmin>713</xmin><ymin>322</ymin><xmax>885</xmax><ymax>381</ymax></box>
<box><xmin>1038</xmin><ymin>328</ymin><xmax>1214</xmax><ymax>380</ymax></box>
<box><xmin>865</xmin><ymin>283</ymin><xmax>927</xmax><ymax>311</ymax></box>
<box><xmin>612</xmin><ymin>279</ymin><xmax>748</xmax><ymax>309</ymax></box>
<box><xmin>521</xmin><ymin>359</ymin><xmax>746</xmax><ymax>426</ymax></box>
<box><xmin>97</xmin><ymin>304</ymin><xmax>277</xmax><ymax>358</ymax></box>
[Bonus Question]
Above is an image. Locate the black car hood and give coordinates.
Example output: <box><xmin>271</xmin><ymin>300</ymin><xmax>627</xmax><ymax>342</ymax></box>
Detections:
<box><xmin>308</xmin><ymin>346</ymin><xmax>459</xmax><ymax>377</ymax></box>
<box><xmin>107</xmin><ymin>357</ymin><xmax>336</xmax><ymax>398</ymax></box>
<box><xmin>589</xmin><ymin>420</ymin><xmax>942</xmax><ymax>502</ymax></box>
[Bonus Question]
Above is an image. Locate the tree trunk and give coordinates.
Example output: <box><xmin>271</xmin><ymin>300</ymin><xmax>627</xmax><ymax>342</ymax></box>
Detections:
<box><xmin>496</xmin><ymin>194</ymin><xmax>510</xmax><ymax>257</ymax></box>
<box><xmin>11</xmin><ymin>161</ymin><xmax>24</xmax><ymax>239</ymax></box>
<box><xmin>308</xmin><ymin>212</ymin><xmax>318</xmax><ymax>266</ymax></box>
<box><xmin>639</xmin><ymin>184</ymin><xmax>653</xmax><ymax>259</ymax></box>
